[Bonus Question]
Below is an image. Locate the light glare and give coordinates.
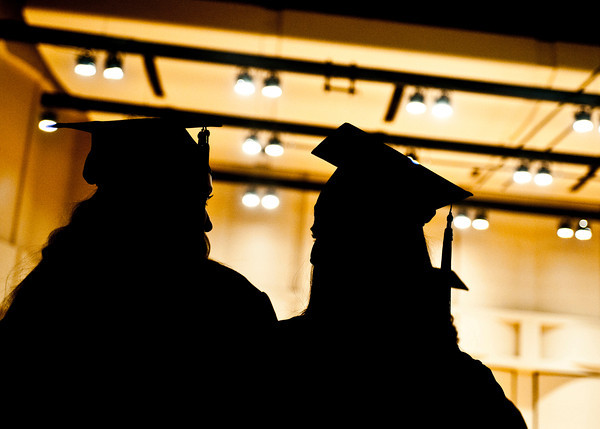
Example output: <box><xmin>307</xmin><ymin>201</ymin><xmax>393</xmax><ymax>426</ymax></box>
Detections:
<box><xmin>534</xmin><ymin>168</ymin><xmax>553</xmax><ymax>186</ymax></box>
<box><xmin>453</xmin><ymin>213</ymin><xmax>471</xmax><ymax>230</ymax></box>
<box><xmin>557</xmin><ymin>227</ymin><xmax>574</xmax><ymax>239</ymax></box>
<box><xmin>75</xmin><ymin>62</ymin><xmax>96</xmax><ymax>77</ymax></box>
<box><xmin>573</xmin><ymin>110</ymin><xmax>594</xmax><ymax>133</ymax></box>
<box><xmin>432</xmin><ymin>95</ymin><xmax>453</xmax><ymax>118</ymax></box>
<box><xmin>234</xmin><ymin>72</ymin><xmax>255</xmax><ymax>96</ymax></box>
<box><xmin>103</xmin><ymin>66</ymin><xmax>124</xmax><ymax>80</ymax></box>
<box><xmin>406</xmin><ymin>93</ymin><xmax>426</xmax><ymax>115</ymax></box>
<box><xmin>38</xmin><ymin>119</ymin><xmax>57</xmax><ymax>132</ymax></box>
<box><xmin>242</xmin><ymin>136</ymin><xmax>262</xmax><ymax>155</ymax></box>
<box><xmin>513</xmin><ymin>164</ymin><xmax>532</xmax><ymax>184</ymax></box>
<box><xmin>242</xmin><ymin>191</ymin><xmax>260</xmax><ymax>208</ymax></box>
<box><xmin>575</xmin><ymin>227</ymin><xmax>592</xmax><ymax>241</ymax></box>
<box><xmin>261</xmin><ymin>193</ymin><xmax>280</xmax><ymax>210</ymax></box>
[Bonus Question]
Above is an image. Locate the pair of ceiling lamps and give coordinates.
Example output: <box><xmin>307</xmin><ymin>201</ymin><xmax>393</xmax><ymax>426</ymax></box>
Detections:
<box><xmin>242</xmin><ymin>188</ymin><xmax>280</xmax><ymax>209</ymax></box>
<box><xmin>75</xmin><ymin>51</ymin><xmax>124</xmax><ymax>80</ymax></box>
<box><xmin>242</xmin><ymin>134</ymin><xmax>284</xmax><ymax>157</ymax></box>
<box><xmin>572</xmin><ymin>109</ymin><xmax>600</xmax><ymax>133</ymax></box>
<box><xmin>557</xmin><ymin>219</ymin><xmax>592</xmax><ymax>240</ymax></box>
<box><xmin>453</xmin><ymin>210</ymin><xmax>489</xmax><ymax>230</ymax></box>
<box><xmin>406</xmin><ymin>91</ymin><xmax>453</xmax><ymax>118</ymax></box>
<box><xmin>513</xmin><ymin>162</ymin><xmax>553</xmax><ymax>186</ymax></box>
<box><xmin>234</xmin><ymin>70</ymin><xmax>282</xmax><ymax>98</ymax></box>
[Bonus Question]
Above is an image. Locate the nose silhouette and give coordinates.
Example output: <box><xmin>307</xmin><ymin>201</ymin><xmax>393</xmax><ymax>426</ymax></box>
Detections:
<box><xmin>204</xmin><ymin>212</ymin><xmax>213</xmax><ymax>232</ymax></box>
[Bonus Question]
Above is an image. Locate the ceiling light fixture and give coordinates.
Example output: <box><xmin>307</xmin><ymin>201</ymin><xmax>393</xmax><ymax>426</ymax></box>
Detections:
<box><xmin>234</xmin><ymin>70</ymin><xmax>255</xmax><ymax>96</ymax></box>
<box><xmin>432</xmin><ymin>93</ymin><xmax>453</xmax><ymax>118</ymax></box>
<box><xmin>262</xmin><ymin>73</ymin><xmax>282</xmax><ymax>98</ymax></box>
<box><xmin>242</xmin><ymin>134</ymin><xmax>262</xmax><ymax>155</ymax></box>
<box><xmin>74</xmin><ymin>51</ymin><xmax>96</xmax><ymax>76</ymax></box>
<box><xmin>406</xmin><ymin>91</ymin><xmax>426</xmax><ymax>115</ymax></box>
<box><xmin>513</xmin><ymin>162</ymin><xmax>532</xmax><ymax>184</ymax></box>
<box><xmin>38</xmin><ymin>111</ymin><xmax>57</xmax><ymax>132</ymax></box>
<box><xmin>573</xmin><ymin>109</ymin><xmax>594</xmax><ymax>133</ymax></box>
<box><xmin>575</xmin><ymin>219</ymin><xmax>592</xmax><ymax>240</ymax></box>
<box><xmin>261</xmin><ymin>190</ymin><xmax>280</xmax><ymax>210</ymax></box>
<box><xmin>453</xmin><ymin>210</ymin><xmax>472</xmax><ymax>230</ymax></box>
<box><xmin>242</xmin><ymin>188</ymin><xmax>261</xmax><ymax>208</ymax></box>
<box><xmin>103</xmin><ymin>52</ymin><xmax>124</xmax><ymax>80</ymax></box>
<box><xmin>264</xmin><ymin>136</ymin><xmax>284</xmax><ymax>157</ymax></box>
<box><xmin>534</xmin><ymin>164</ymin><xmax>553</xmax><ymax>186</ymax></box>
<box><xmin>471</xmin><ymin>211</ymin><xmax>489</xmax><ymax>230</ymax></box>
<box><xmin>406</xmin><ymin>152</ymin><xmax>420</xmax><ymax>164</ymax></box>
<box><xmin>557</xmin><ymin>220</ymin><xmax>574</xmax><ymax>239</ymax></box>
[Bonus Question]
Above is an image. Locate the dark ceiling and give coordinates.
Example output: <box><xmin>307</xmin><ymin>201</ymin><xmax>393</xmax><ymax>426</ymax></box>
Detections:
<box><xmin>227</xmin><ymin>1</ymin><xmax>600</xmax><ymax>47</ymax></box>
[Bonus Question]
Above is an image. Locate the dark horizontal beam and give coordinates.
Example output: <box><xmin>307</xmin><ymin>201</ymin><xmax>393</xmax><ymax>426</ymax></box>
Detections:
<box><xmin>212</xmin><ymin>169</ymin><xmax>600</xmax><ymax>220</ymax></box>
<box><xmin>41</xmin><ymin>92</ymin><xmax>600</xmax><ymax>167</ymax></box>
<box><xmin>4</xmin><ymin>20</ymin><xmax>600</xmax><ymax>106</ymax></box>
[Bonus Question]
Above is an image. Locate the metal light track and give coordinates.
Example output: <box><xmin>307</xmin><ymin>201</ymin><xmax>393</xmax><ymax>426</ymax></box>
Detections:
<box><xmin>41</xmin><ymin>92</ymin><xmax>600</xmax><ymax>167</ymax></box>
<box><xmin>3</xmin><ymin>19</ymin><xmax>600</xmax><ymax>106</ymax></box>
<box><xmin>212</xmin><ymin>170</ymin><xmax>600</xmax><ymax>220</ymax></box>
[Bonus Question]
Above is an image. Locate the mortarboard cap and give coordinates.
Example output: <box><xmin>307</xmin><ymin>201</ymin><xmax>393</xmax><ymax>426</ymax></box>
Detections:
<box><xmin>312</xmin><ymin>123</ymin><xmax>472</xmax><ymax>218</ymax></box>
<box><xmin>53</xmin><ymin>117</ymin><xmax>220</xmax><ymax>186</ymax></box>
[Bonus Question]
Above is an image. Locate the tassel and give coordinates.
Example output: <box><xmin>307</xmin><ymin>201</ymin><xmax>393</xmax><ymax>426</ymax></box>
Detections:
<box><xmin>441</xmin><ymin>206</ymin><xmax>453</xmax><ymax>273</ymax></box>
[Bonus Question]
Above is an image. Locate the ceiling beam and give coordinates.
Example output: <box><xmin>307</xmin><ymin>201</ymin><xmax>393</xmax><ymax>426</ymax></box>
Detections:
<box><xmin>41</xmin><ymin>92</ymin><xmax>600</xmax><ymax>167</ymax></box>
<box><xmin>4</xmin><ymin>20</ymin><xmax>600</xmax><ymax>106</ymax></box>
<box><xmin>212</xmin><ymin>170</ymin><xmax>600</xmax><ymax>220</ymax></box>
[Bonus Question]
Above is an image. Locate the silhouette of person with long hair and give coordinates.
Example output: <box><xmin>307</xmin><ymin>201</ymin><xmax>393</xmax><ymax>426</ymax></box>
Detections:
<box><xmin>0</xmin><ymin>118</ymin><xmax>276</xmax><ymax>389</ymax></box>
<box><xmin>276</xmin><ymin>123</ymin><xmax>527</xmax><ymax>428</ymax></box>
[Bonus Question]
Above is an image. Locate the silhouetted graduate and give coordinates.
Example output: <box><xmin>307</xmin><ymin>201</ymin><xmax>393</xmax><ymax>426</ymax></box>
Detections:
<box><xmin>276</xmin><ymin>123</ymin><xmax>527</xmax><ymax>428</ymax></box>
<box><xmin>0</xmin><ymin>118</ymin><xmax>276</xmax><ymax>391</ymax></box>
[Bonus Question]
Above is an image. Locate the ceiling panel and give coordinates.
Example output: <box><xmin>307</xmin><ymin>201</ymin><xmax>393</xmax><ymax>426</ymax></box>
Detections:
<box><xmin>19</xmin><ymin>0</ymin><xmax>600</xmax><ymax>213</ymax></box>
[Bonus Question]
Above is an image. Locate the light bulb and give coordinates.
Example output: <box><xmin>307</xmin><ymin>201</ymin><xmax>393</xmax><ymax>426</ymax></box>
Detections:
<box><xmin>103</xmin><ymin>53</ymin><xmax>124</xmax><ymax>80</ymax></box>
<box><xmin>453</xmin><ymin>212</ymin><xmax>471</xmax><ymax>230</ymax></box>
<box><xmin>234</xmin><ymin>71</ymin><xmax>255</xmax><ymax>96</ymax></box>
<box><xmin>262</xmin><ymin>74</ymin><xmax>282</xmax><ymax>98</ymax></box>
<box><xmin>264</xmin><ymin>137</ymin><xmax>284</xmax><ymax>157</ymax></box>
<box><xmin>432</xmin><ymin>94</ymin><xmax>453</xmax><ymax>118</ymax></box>
<box><xmin>75</xmin><ymin>53</ymin><xmax>96</xmax><ymax>77</ymax></box>
<box><xmin>242</xmin><ymin>189</ymin><xmax>260</xmax><ymax>208</ymax></box>
<box><xmin>406</xmin><ymin>92</ymin><xmax>426</xmax><ymax>115</ymax></box>
<box><xmin>242</xmin><ymin>135</ymin><xmax>262</xmax><ymax>155</ymax></box>
<box><xmin>472</xmin><ymin>212</ymin><xmax>489</xmax><ymax>230</ymax></box>
<box><xmin>575</xmin><ymin>227</ymin><xmax>592</xmax><ymax>240</ymax></box>
<box><xmin>38</xmin><ymin>112</ymin><xmax>57</xmax><ymax>132</ymax></box>
<box><xmin>261</xmin><ymin>193</ymin><xmax>280</xmax><ymax>210</ymax></box>
<box><xmin>534</xmin><ymin>166</ymin><xmax>553</xmax><ymax>186</ymax></box>
<box><xmin>513</xmin><ymin>163</ymin><xmax>532</xmax><ymax>184</ymax></box>
<box><xmin>575</xmin><ymin>219</ymin><xmax>592</xmax><ymax>240</ymax></box>
<box><xmin>573</xmin><ymin>110</ymin><xmax>593</xmax><ymax>133</ymax></box>
<box><xmin>557</xmin><ymin>221</ymin><xmax>574</xmax><ymax>239</ymax></box>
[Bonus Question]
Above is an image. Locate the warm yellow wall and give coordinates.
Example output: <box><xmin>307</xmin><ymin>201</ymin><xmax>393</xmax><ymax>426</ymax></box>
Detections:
<box><xmin>207</xmin><ymin>182</ymin><xmax>316</xmax><ymax>319</ymax></box>
<box><xmin>0</xmin><ymin>42</ymin><xmax>92</xmax><ymax>299</ymax></box>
